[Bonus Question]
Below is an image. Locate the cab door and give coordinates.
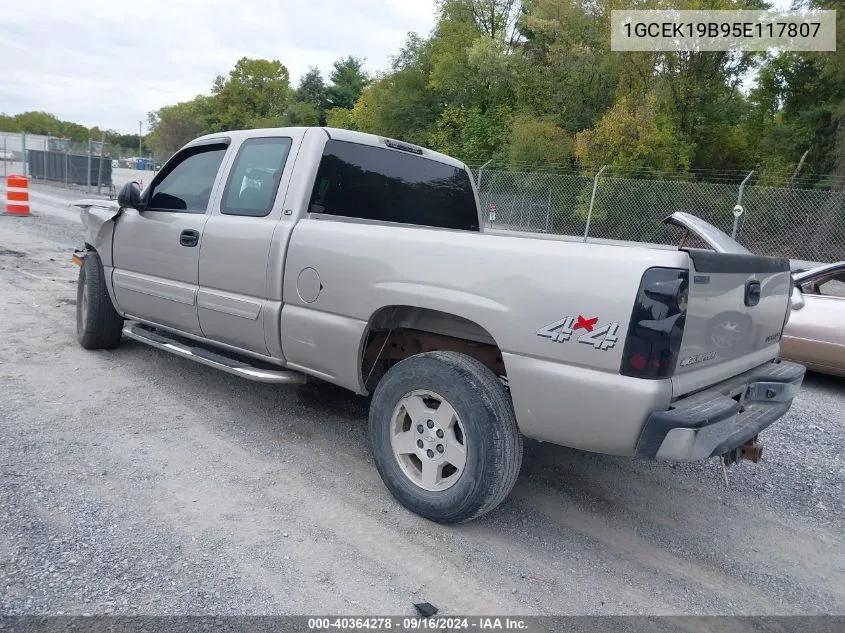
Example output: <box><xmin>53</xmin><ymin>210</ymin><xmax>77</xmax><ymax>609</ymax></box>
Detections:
<box><xmin>111</xmin><ymin>141</ymin><xmax>230</xmax><ymax>335</ymax></box>
<box><xmin>197</xmin><ymin>133</ymin><xmax>302</xmax><ymax>355</ymax></box>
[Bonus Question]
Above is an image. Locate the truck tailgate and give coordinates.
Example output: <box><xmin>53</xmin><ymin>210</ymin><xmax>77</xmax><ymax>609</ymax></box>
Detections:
<box><xmin>673</xmin><ymin>249</ymin><xmax>792</xmax><ymax>394</ymax></box>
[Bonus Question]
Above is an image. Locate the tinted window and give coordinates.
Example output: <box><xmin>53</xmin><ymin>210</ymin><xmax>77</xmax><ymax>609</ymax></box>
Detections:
<box><xmin>819</xmin><ymin>273</ymin><xmax>845</xmax><ymax>298</ymax></box>
<box><xmin>147</xmin><ymin>146</ymin><xmax>227</xmax><ymax>213</ymax></box>
<box><xmin>308</xmin><ymin>140</ymin><xmax>479</xmax><ymax>231</ymax></box>
<box><xmin>222</xmin><ymin>137</ymin><xmax>293</xmax><ymax>217</ymax></box>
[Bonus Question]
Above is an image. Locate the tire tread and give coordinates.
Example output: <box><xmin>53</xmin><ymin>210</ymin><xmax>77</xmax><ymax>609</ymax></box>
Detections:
<box><xmin>77</xmin><ymin>250</ymin><xmax>123</xmax><ymax>350</ymax></box>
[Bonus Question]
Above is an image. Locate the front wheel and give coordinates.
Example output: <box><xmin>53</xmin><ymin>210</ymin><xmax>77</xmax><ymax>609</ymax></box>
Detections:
<box><xmin>369</xmin><ymin>351</ymin><xmax>522</xmax><ymax>523</ymax></box>
<box><xmin>76</xmin><ymin>250</ymin><xmax>123</xmax><ymax>350</ymax></box>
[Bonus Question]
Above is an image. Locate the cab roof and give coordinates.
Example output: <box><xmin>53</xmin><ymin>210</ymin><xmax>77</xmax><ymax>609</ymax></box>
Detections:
<box><xmin>187</xmin><ymin>127</ymin><xmax>467</xmax><ymax>171</ymax></box>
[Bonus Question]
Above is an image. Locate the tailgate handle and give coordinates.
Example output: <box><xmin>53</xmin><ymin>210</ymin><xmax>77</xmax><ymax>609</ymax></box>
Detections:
<box><xmin>745</xmin><ymin>280</ymin><xmax>761</xmax><ymax>306</ymax></box>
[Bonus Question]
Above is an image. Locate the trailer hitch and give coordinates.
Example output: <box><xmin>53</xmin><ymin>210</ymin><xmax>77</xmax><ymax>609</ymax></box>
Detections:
<box><xmin>722</xmin><ymin>435</ymin><xmax>764</xmax><ymax>467</ymax></box>
<box><xmin>717</xmin><ymin>436</ymin><xmax>764</xmax><ymax>487</ymax></box>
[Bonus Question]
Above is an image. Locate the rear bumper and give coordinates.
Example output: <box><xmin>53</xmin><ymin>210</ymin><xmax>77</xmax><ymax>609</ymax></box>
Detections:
<box><xmin>636</xmin><ymin>359</ymin><xmax>805</xmax><ymax>461</ymax></box>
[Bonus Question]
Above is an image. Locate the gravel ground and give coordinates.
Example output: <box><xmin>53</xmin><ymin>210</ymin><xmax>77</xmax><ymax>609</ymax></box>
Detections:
<box><xmin>1</xmin><ymin>183</ymin><xmax>844</xmax><ymax>617</ymax></box>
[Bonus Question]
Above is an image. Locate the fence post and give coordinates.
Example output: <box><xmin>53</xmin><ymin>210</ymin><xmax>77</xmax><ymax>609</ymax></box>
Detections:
<box><xmin>21</xmin><ymin>132</ymin><xmax>27</xmax><ymax>177</ymax></box>
<box><xmin>732</xmin><ymin>170</ymin><xmax>755</xmax><ymax>239</ymax></box>
<box><xmin>96</xmin><ymin>133</ymin><xmax>105</xmax><ymax>194</ymax></box>
<box><xmin>583</xmin><ymin>165</ymin><xmax>608</xmax><ymax>242</ymax></box>
<box><xmin>2</xmin><ymin>136</ymin><xmax>6</xmax><ymax>180</ymax></box>
<box><xmin>475</xmin><ymin>159</ymin><xmax>493</xmax><ymax>226</ymax></box>
<box><xmin>476</xmin><ymin>158</ymin><xmax>493</xmax><ymax>190</ymax></box>
<box><xmin>86</xmin><ymin>139</ymin><xmax>92</xmax><ymax>194</ymax></box>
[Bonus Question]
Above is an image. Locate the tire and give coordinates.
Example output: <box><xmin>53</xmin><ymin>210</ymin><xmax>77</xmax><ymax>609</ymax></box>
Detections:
<box><xmin>76</xmin><ymin>250</ymin><xmax>123</xmax><ymax>350</ymax></box>
<box><xmin>369</xmin><ymin>351</ymin><xmax>522</xmax><ymax>524</ymax></box>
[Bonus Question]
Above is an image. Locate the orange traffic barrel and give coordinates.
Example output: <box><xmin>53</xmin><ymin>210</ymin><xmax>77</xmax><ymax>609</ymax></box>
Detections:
<box><xmin>4</xmin><ymin>174</ymin><xmax>31</xmax><ymax>215</ymax></box>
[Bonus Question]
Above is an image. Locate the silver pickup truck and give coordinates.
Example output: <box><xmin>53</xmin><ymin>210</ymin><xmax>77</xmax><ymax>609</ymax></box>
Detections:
<box><xmin>72</xmin><ymin>127</ymin><xmax>805</xmax><ymax>523</ymax></box>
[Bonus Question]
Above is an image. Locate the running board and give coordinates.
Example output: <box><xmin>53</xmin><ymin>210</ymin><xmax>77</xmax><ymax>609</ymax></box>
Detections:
<box><xmin>122</xmin><ymin>323</ymin><xmax>307</xmax><ymax>385</ymax></box>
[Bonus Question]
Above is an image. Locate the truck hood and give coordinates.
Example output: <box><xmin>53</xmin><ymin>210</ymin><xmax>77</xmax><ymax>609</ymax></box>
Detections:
<box><xmin>664</xmin><ymin>211</ymin><xmax>751</xmax><ymax>255</ymax></box>
<box><xmin>71</xmin><ymin>198</ymin><xmax>121</xmax><ymax>214</ymax></box>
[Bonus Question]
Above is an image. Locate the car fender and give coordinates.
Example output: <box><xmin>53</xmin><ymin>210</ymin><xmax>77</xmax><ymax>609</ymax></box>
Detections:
<box><xmin>71</xmin><ymin>199</ymin><xmax>121</xmax><ymax>267</ymax></box>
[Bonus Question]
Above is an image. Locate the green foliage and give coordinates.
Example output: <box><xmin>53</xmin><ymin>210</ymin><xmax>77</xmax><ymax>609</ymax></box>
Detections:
<box><xmin>0</xmin><ymin>114</ymin><xmax>21</xmax><ymax>132</ymax></box>
<box><xmin>147</xmin><ymin>96</ymin><xmax>215</xmax><ymax>158</ymax></box>
<box><xmin>326</xmin><ymin>107</ymin><xmax>357</xmax><ymax>130</ymax></box>
<box><xmin>326</xmin><ymin>56</ymin><xmax>369</xmax><ymax>110</ymax></box>
<box><xmin>429</xmin><ymin>105</ymin><xmax>513</xmax><ymax>160</ymax></box>
<box><xmin>295</xmin><ymin>67</ymin><xmax>328</xmax><ymax>125</ymax></box>
<box><xmin>0</xmin><ymin>111</ymin><xmax>91</xmax><ymax>144</ymax></box>
<box><xmin>574</xmin><ymin>94</ymin><xmax>695</xmax><ymax>172</ymax></box>
<box><xmin>507</xmin><ymin>115</ymin><xmax>573</xmax><ymax>169</ymax></box>
<box><xmin>351</xmin><ymin>69</ymin><xmax>441</xmax><ymax>145</ymax></box>
<box><xmin>518</xmin><ymin>0</ymin><xmax>619</xmax><ymax>132</ymax></box>
<box><xmin>285</xmin><ymin>101</ymin><xmax>321</xmax><ymax>127</ymax></box>
<box><xmin>210</xmin><ymin>57</ymin><xmax>293</xmax><ymax>130</ymax></box>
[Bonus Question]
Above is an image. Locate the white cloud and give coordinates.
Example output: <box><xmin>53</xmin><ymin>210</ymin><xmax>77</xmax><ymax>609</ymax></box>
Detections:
<box><xmin>0</xmin><ymin>0</ymin><xmax>437</xmax><ymax>132</ymax></box>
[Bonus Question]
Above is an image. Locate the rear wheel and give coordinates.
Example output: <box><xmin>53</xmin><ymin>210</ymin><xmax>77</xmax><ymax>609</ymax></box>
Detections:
<box><xmin>369</xmin><ymin>351</ymin><xmax>522</xmax><ymax>523</ymax></box>
<box><xmin>76</xmin><ymin>250</ymin><xmax>123</xmax><ymax>350</ymax></box>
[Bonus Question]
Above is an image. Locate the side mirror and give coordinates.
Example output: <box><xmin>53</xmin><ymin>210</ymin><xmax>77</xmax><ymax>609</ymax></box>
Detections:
<box><xmin>790</xmin><ymin>286</ymin><xmax>805</xmax><ymax>310</ymax></box>
<box><xmin>117</xmin><ymin>181</ymin><xmax>142</xmax><ymax>209</ymax></box>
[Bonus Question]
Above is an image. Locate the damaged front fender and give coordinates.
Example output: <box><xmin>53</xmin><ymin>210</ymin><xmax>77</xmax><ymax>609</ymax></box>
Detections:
<box><xmin>71</xmin><ymin>199</ymin><xmax>121</xmax><ymax>266</ymax></box>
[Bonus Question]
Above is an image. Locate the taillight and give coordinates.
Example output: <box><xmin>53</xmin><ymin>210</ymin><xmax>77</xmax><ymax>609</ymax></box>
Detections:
<box><xmin>620</xmin><ymin>267</ymin><xmax>688</xmax><ymax>379</ymax></box>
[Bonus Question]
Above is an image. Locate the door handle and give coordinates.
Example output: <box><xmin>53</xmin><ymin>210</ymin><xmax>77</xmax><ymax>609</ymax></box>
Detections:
<box><xmin>180</xmin><ymin>229</ymin><xmax>200</xmax><ymax>247</ymax></box>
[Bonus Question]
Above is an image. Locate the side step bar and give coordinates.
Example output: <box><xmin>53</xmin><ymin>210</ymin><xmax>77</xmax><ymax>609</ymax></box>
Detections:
<box><xmin>122</xmin><ymin>322</ymin><xmax>307</xmax><ymax>385</ymax></box>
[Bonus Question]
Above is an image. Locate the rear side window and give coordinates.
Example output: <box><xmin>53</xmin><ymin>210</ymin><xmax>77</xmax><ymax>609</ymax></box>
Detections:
<box><xmin>308</xmin><ymin>140</ymin><xmax>479</xmax><ymax>231</ymax></box>
<box><xmin>222</xmin><ymin>137</ymin><xmax>293</xmax><ymax>217</ymax></box>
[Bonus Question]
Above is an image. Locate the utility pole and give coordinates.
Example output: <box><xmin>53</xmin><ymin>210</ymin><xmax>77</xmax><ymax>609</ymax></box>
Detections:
<box><xmin>138</xmin><ymin>121</ymin><xmax>143</xmax><ymax>160</ymax></box>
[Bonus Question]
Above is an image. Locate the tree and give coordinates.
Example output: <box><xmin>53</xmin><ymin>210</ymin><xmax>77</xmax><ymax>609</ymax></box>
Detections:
<box><xmin>0</xmin><ymin>114</ymin><xmax>22</xmax><ymax>132</ymax></box>
<box><xmin>349</xmin><ymin>69</ymin><xmax>441</xmax><ymax>145</ymax></box>
<box><xmin>516</xmin><ymin>0</ymin><xmax>618</xmax><ymax>132</ymax></box>
<box><xmin>326</xmin><ymin>56</ymin><xmax>369</xmax><ymax>110</ymax></box>
<box><xmin>326</xmin><ymin>107</ymin><xmax>357</xmax><ymax>130</ymax></box>
<box><xmin>11</xmin><ymin>111</ymin><xmax>64</xmax><ymax>135</ymax></box>
<box><xmin>295</xmin><ymin>67</ymin><xmax>328</xmax><ymax>125</ymax></box>
<box><xmin>104</xmin><ymin>131</ymin><xmax>143</xmax><ymax>156</ymax></box>
<box><xmin>438</xmin><ymin>0</ymin><xmax>522</xmax><ymax>45</ymax></box>
<box><xmin>428</xmin><ymin>3</ymin><xmax>486</xmax><ymax>108</ymax></box>
<box><xmin>574</xmin><ymin>94</ymin><xmax>694</xmax><ymax>171</ymax></box>
<box><xmin>147</xmin><ymin>96</ymin><xmax>214</xmax><ymax>159</ymax></box>
<box><xmin>429</xmin><ymin>104</ymin><xmax>513</xmax><ymax>160</ymax></box>
<box><xmin>210</xmin><ymin>57</ymin><xmax>292</xmax><ymax>130</ymax></box>
<box><xmin>285</xmin><ymin>101</ymin><xmax>321</xmax><ymax>127</ymax></box>
<box><xmin>507</xmin><ymin>115</ymin><xmax>573</xmax><ymax>169</ymax></box>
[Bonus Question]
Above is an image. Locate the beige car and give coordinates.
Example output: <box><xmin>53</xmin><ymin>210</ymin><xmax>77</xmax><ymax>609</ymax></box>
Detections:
<box><xmin>781</xmin><ymin>262</ymin><xmax>845</xmax><ymax>377</ymax></box>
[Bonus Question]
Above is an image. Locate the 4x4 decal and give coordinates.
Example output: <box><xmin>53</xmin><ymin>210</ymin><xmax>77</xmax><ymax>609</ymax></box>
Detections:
<box><xmin>536</xmin><ymin>315</ymin><xmax>620</xmax><ymax>350</ymax></box>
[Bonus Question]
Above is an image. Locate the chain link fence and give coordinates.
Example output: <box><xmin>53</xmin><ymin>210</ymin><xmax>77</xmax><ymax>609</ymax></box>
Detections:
<box><xmin>1</xmin><ymin>132</ymin><xmax>163</xmax><ymax>197</ymax></box>
<box><xmin>473</xmin><ymin>165</ymin><xmax>845</xmax><ymax>265</ymax></box>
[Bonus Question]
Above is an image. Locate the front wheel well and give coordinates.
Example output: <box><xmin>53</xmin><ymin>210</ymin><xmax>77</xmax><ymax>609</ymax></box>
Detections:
<box><xmin>360</xmin><ymin>306</ymin><xmax>506</xmax><ymax>393</ymax></box>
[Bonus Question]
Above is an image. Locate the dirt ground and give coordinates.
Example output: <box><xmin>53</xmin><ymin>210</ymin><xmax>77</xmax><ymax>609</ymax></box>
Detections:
<box><xmin>1</xmin><ymin>184</ymin><xmax>844</xmax><ymax>617</ymax></box>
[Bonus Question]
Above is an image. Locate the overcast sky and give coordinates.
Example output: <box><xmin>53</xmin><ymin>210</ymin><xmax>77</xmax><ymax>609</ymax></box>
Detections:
<box><xmin>0</xmin><ymin>0</ymin><xmax>437</xmax><ymax>133</ymax></box>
